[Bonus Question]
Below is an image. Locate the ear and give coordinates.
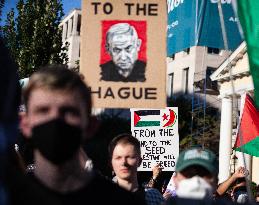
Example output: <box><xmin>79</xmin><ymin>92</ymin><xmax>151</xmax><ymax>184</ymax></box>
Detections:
<box><xmin>137</xmin><ymin>39</ymin><xmax>142</xmax><ymax>51</ymax></box>
<box><xmin>19</xmin><ymin>113</ymin><xmax>32</xmax><ymax>138</ymax></box>
<box><xmin>105</xmin><ymin>43</ymin><xmax>110</xmax><ymax>53</ymax></box>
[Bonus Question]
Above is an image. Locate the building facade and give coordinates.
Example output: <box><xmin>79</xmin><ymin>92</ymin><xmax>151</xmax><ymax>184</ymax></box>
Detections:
<box><xmin>211</xmin><ymin>42</ymin><xmax>259</xmax><ymax>184</ymax></box>
<box><xmin>167</xmin><ymin>46</ymin><xmax>230</xmax><ymax>104</ymax></box>
<box><xmin>60</xmin><ymin>9</ymin><xmax>81</xmax><ymax>68</ymax></box>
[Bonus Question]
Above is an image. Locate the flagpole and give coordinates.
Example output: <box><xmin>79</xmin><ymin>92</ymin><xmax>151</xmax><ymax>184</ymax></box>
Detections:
<box><xmin>235</xmin><ymin>94</ymin><xmax>254</xmax><ymax>203</ymax></box>
<box><xmin>236</xmin><ymin>121</ymin><xmax>254</xmax><ymax>203</ymax></box>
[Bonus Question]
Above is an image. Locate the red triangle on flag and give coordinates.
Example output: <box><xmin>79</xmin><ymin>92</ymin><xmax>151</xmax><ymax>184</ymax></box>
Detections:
<box><xmin>234</xmin><ymin>94</ymin><xmax>259</xmax><ymax>148</ymax></box>
<box><xmin>134</xmin><ymin>112</ymin><xmax>141</xmax><ymax>126</ymax></box>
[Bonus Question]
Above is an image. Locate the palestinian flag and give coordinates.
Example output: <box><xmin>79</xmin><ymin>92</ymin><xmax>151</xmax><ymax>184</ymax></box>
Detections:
<box><xmin>134</xmin><ymin>110</ymin><xmax>160</xmax><ymax>127</ymax></box>
<box><xmin>237</xmin><ymin>0</ymin><xmax>259</xmax><ymax>108</ymax></box>
<box><xmin>234</xmin><ymin>94</ymin><xmax>259</xmax><ymax>157</ymax></box>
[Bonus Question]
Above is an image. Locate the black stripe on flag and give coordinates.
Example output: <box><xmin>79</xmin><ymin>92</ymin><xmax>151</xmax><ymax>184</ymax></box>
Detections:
<box><xmin>135</xmin><ymin>110</ymin><xmax>160</xmax><ymax>116</ymax></box>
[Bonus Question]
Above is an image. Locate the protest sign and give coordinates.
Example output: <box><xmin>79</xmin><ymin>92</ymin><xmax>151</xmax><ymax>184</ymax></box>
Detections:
<box><xmin>81</xmin><ymin>0</ymin><xmax>167</xmax><ymax>108</ymax></box>
<box><xmin>131</xmin><ymin>107</ymin><xmax>179</xmax><ymax>171</ymax></box>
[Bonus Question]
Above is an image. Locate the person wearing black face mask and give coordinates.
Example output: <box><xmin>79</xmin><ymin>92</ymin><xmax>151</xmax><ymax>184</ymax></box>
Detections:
<box><xmin>8</xmin><ymin>65</ymin><xmax>144</xmax><ymax>205</ymax></box>
<box><xmin>32</xmin><ymin>118</ymin><xmax>82</xmax><ymax>165</ymax></box>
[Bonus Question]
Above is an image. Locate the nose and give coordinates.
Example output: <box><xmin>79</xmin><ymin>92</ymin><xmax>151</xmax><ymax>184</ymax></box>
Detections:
<box><xmin>49</xmin><ymin>109</ymin><xmax>64</xmax><ymax>120</ymax></box>
<box><xmin>120</xmin><ymin>50</ymin><xmax>127</xmax><ymax>60</ymax></box>
<box><xmin>121</xmin><ymin>158</ymin><xmax>128</xmax><ymax>166</ymax></box>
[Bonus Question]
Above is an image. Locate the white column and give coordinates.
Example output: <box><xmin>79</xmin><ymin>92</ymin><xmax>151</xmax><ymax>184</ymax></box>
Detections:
<box><xmin>72</xmin><ymin>13</ymin><xmax>78</xmax><ymax>35</ymax></box>
<box><xmin>252</xmin><ymin>157</ymin><xmax>259</xmax><ymax>184</ymax></box>
<box><xmin>218</xmin><ymin>97</ymin><xmax>233</xmax><ymax>183</ymax></box>
<box><xmin>62</xmin><ymin>23</ymin><xmax>67</xmax><ymax>42</ymax></box>
<box><xmin>236</xmin><ymin>92</ymin><xmax>252</xmax><ymax>180</ymax></box>
<box><xmin>67</xmin><ymin>18</ymin><xmax>72</xmax><ymax>37</ymax></box>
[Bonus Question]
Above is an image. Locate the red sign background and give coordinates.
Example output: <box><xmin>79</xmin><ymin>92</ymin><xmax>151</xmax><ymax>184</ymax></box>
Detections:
<box><xmin>100</xmin><ymin>20</ymin><xmax>147</xmax><ymax>65</ymax></box>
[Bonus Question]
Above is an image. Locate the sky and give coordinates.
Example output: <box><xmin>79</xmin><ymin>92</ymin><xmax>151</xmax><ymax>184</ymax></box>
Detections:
<box><xmin>62</xmin><ymin>0</ymin><xmax>81</xmax><ymax>16</ymax></box>
<box><xmin>1</xmin><ymin>0</ymin><xmax>81</xmax><ymax>24</ymax></box>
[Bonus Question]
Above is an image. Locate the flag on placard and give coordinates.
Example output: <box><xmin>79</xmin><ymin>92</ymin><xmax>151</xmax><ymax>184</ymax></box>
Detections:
<box><xmin>162</xmin><ymin>109</ymin><xmax>177</xmax><ymax>128</ymax></box>
<box><xmin>134</xmin><ymin>110</ymin><xmax>160</xmax><ymax>127</ymax></box>
<box><xmin>237</xmin><ymin>0</ymin><xmax>259</xmax><ymax>108</ymax></box>
<box><xmin>234</xmin><ymin>94</ymin><xmax>259</xmax><ymax>157</ymax></box>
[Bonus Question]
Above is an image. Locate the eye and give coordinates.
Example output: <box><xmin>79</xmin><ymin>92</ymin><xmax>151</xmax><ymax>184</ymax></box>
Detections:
<box><xmin>113</xmin><ymin>47</ymin><xmax>121</xmax><ymax>54</ymax></box>
<box><xmin>34</xmin><ymin>106</ymin><xmax>49</xmax><ymax>115</ymax></box>
<box><xmin>114</xmin><ymin>156</ymin><xmax>121</xmax><ymax>160</ymax></box>
<box><xmin>126</xmin><ymin>45</ymin><xmax>133</xmax><ymax>52</ymax></box>
<box><xmin>60</xmin><ymin>106</ymin><xmax>80</xmax><ymax>117</ymax></box>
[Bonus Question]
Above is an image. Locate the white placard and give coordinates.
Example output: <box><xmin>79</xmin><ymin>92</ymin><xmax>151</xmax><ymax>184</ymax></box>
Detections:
<box><xmin>131</xmin><ymin>107</ymin><xmax>179</xmax><ymax>171</ymax></box>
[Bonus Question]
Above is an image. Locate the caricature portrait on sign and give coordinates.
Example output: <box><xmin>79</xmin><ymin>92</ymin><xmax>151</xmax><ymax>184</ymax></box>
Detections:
<box><xmin>100</xmin><ymin>21</ymin><xmax>147</xmax><ymax>82</ymax></box>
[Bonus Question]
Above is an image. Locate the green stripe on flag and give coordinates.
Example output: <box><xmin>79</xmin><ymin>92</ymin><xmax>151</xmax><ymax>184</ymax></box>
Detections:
<box><xmin>234</xmin><ymin>137</ymin><xmax>259</xmax><ymax>157</ymax></box>
<box><xmin>135</xmin><ymin>121</ymin><xmax>160</xmax><ymax>127</ymax></box>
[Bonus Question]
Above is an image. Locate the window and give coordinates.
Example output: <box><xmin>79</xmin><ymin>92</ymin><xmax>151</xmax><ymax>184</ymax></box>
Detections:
<box><xmin>70</xmin><ymin>16</ymin><xmax>74</xmax><ymax>36</ymax></box>
<box><xmin>206</xmin><ymin>67</ymin><xmax>215</xmax><ymax>77</ymax></box>
<box><xmin>77</xmin><ymin>14</ymin><xmax>81</xmax><ymax>35</ymax></box>
<box><xmin>184</xmin><ymin>48</ymin><xmax>190</xmax><ymax>54</ymax></box>
<box><xmin>183</xmin><ymin>67</ymin><xmax>189</xmax><ymax>94</ymax></box>
<box><xmin>168</xmin><ymin>73</ymin><xmax>174</xmax><ymax>97</ymax></box>
<box><xmin>78</xmin><ymin>43</ymin><xmax>80</xmax><ymax>57</ymax></box>
<box><xmin>207</xmin><ymin>47</ymin><xmax>220</xmax><ymax>54</ymax></box>
<box><xmin>65</xmin><ymin>21</ymin><xmax>68</xmax><ymax>39</ymax></box>
<box><xmin>183</xmin><ymin>48</ymin><xmax>190</xmax><ymax>56</ymax></box>
<box><xmin>206</xmin><ymin>67</ymin><xmax>217</xmax><ymax>90</ymax></box>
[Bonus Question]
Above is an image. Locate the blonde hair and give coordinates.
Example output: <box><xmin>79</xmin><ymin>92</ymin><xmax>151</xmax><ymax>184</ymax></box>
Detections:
<box><xmin>23</xmin><ymin>64</ymin><xmax>92</xmax><ymax>117</ymax></box>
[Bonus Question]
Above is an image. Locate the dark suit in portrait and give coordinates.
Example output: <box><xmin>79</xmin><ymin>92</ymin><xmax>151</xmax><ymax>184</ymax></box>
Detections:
<box><xmin>100</xmin><ymin>60</ymin><xmax>146</xmax><ymax>82</ymax></box>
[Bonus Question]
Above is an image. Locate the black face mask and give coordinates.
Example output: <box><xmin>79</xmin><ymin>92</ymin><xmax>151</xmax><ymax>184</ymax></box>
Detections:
<box><xmin>32</xmin><ymin>119</ymin><xmax>82</xmax><ymax>165</ymax></box>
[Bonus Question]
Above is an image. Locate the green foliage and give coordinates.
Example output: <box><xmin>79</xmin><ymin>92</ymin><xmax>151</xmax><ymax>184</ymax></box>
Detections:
<box><xmin>0</xmin><ymin>0</ymin><xmax>5</xmax><ymax>33</ymax></box>
<box><xmin>0</xmin><ymin>0</ymin><xmax>5</xmax><ymax>20</ymax></box>
<box><xmin>0</xmin><ymin>0</ymin><xmax>4</xmax><ymax>10</ymax></box>
<box><xmin>75</xmin><ymin>59</ymin><xmax>80</xmax><ymax>70</ymax></box>
<box><xmin>168</xmin><ymin>94</ymin><xmax>220</xmax><ymax>155</ymax></box>
<box><xmin>167</xmin><ymin>95</ymin><xmax>192</xmax><ymax>142</ymax></box>
<box><xmin>193</xmin><ymin>109</ymin><xmax>220</xmax><ymax>154</ymax></box>
<box><xmin>2</xmin><ymin>9</ymin><xmax>17</xmax><ymax>57</ymax></box>
<box><xmin>2</xmin><ymin>0</ymin><xmax>68</xmax><ymax>78</ymax></box>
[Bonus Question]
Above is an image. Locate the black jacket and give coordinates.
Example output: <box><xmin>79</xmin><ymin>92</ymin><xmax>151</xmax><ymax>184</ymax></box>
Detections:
<box><xmin>100</xmin><ymin>60</ymin><xmax>146</xmax><ymax>82</ymax></box>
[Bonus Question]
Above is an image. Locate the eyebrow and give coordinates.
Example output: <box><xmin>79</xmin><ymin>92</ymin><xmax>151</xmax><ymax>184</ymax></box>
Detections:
<box><xmin>59</xmin><ymin>105</ymin><xmax>80</xmax><ymax>114</ymax></box>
